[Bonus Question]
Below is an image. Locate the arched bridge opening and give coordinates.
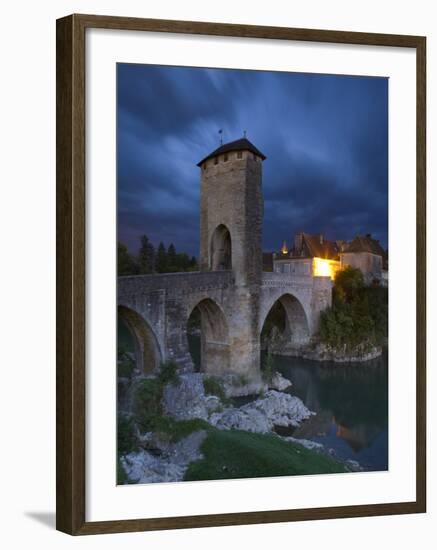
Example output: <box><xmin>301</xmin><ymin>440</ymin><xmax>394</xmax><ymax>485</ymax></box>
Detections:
<box><xmin>260</xmin><ymin>293</ymin><xmax>310</xmax><ymax>357</ymax></box>
<box><xmin>187</xmin><ymin>298</ymin><xmax>230</xmax><ymax>374</ymax></box>
<box><xmin>118</xmin><ymin>305</ymin><xmax>162</xmax><ymax>375</ymax></box>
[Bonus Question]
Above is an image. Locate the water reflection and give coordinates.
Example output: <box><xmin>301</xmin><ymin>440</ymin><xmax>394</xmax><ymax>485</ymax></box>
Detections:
<box><xmin>270</xmin><ymin>352</ymin><xmax>388</xmax><ymax>471</ymax></box>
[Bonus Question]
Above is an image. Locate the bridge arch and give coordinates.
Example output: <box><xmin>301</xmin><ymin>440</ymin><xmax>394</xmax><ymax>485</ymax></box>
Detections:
<box><xmin>260</xmin><ymin>293</ymin><xmax>310</xmax><ymax>353</ymax></box>
<box><xmin>187</xmin><ymin>298</ymin><xmax>230</xmax><ymax>374</ymax></box>
<box><xmin>118</xmin><ymin>305</ymin><xmax>162</xmax><ymax>374</ymax></box>
<box><xmin>210</xmin><ymin>224</ymin><xmax>232</xmax><ymax>271</ymax></box>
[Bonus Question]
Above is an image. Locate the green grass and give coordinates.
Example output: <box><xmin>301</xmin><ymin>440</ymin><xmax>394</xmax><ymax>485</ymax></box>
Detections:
<box><xmin>152</xmin><ymin>417</ymin><xmax>211</xmax><ymax>442</ymax></box>
<box><xmin>184</xmin><ymin>428</ymin><xmax>347</xmax><ymax>481</ymax></box>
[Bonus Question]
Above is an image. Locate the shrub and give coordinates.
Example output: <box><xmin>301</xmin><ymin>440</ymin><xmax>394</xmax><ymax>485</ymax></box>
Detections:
<box><xmin>117</xmin><ymin>414</ymin><xmax>138</xmax><ymax>455</ymax></box>
<box><xmin>203</xmin><ymin>376</ymin><xmax>228</xmax><ymax>403</ymax></box>
<box><xmin>130</xmin><ymin>361</ymin><xmax>182</xmax><ymax>432</ymax></box>
<box><xmin>363</xmin><ymin>286</ymin><xmax>388</xmax><ymax>344</ymax></box>
<box><xmin>157</xmin><ymin>360</ymin><xmax>180</xmax><ymax>386</ymax></box>
<box><xmin>132</xmin><ymin>378</ymin><xmax>162</xmax><ymax>430</ymax></box>
<box><xmin>117</xmin><ymin>456</ymin><xmax>130</xmax><ymax>484</ymax></box>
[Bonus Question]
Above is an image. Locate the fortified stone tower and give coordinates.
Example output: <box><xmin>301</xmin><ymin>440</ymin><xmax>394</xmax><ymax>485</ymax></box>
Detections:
<box><xmin>197</xmin><ymin>137</ymin><xmax>266</xmax><ymax>287</ymax></box>
<box><xmin>197</xmin><ymin>137</ymin><xmax>266</xmax><ymax>379</ymax></box>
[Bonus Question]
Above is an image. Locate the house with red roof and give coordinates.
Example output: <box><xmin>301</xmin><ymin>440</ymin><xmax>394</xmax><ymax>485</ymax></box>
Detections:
<box><xmin>272</xmin><ymin>232</ymin><xmax>388</xmax><ymax>285</ymax></box>
<box><xmin>340</xmin><ymin>234</ymin><xmax>388</xmax><ymax>285</ymax></box>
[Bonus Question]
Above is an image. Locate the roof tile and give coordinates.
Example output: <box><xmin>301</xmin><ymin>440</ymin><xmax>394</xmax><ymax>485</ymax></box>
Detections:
<box><xmin>197</xmin><ymin>138</ymin><xmax>266</xmax><ymax>166</ymax></box>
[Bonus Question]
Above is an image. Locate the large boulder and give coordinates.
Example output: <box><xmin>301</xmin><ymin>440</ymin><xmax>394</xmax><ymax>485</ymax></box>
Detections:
<box><xmin>162</xmin><ymin>373</ymin><xmax>209</xmax><ymax>420</ymax></box>
<box><xmin>218</xmin><ymin>371</ymin><xmax>292</xmax><ymax>397</ymax></box>
<box><xmin>121</xmin><ymin>430</ymin><xmax>207</xmax><ymax>484</ymax></box>
<box><xmin>282</xmin><ymin>436</ymin><xmax>324</xmax><ymax>451</ymax></box>
<box><xmin>121</xmin><ymin>449</ymin><xmax>186</xmax><ymax>484</ymax></box>
<box><xmin>219</xmin><ymin>374</ymin><xmax>267</xmax><ymax>397</ymax></box>
<box><xmin>247</xmin><ymin>390</ymin><xmax>313</xmax><ymax>428</ymax></box>
<box><xmin>209</xmin><ymin>406</ymin><xmax>271</xmax><ymax>433</ymax></box>
<box><xmin>268</xmin><ymin>372</ymin><xmax>292</xmax><ymax>392</ymax></box>
<box><xmin>210</xmin><ymin>390</ymin><xmax>313</xmax><ymax>433</ymax></box>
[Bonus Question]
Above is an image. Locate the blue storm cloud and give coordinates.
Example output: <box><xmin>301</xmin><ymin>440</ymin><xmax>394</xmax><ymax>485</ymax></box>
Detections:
<box><xmin>117</xmin><ymin>63</ymin><xmax>388</xmax><ymax>256</ymax></box>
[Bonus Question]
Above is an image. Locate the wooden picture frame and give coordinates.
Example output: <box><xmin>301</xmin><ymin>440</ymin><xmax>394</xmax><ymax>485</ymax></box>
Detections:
<box><xmin>56</xmin><ymin>13</ymin><xmax>426</xmax><ymax>535</ymax></box>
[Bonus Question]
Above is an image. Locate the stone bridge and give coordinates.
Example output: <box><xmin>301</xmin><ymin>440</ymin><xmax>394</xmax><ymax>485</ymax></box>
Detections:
<box><xmin>118</xmin><ymin>270</ymin><xmax>332</xmax><ymax>379</ymax></box>
<box><xmin>118</xmin><ymin>137</ymin><xmax>333</xmax><ymax>381</ymax></box>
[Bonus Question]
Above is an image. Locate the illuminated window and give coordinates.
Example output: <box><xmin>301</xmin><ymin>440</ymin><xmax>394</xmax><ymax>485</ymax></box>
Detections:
<box><xmin>313</xmin><ymin>258</ymin><xmax>339</xmax><ymax>280</ymax></box>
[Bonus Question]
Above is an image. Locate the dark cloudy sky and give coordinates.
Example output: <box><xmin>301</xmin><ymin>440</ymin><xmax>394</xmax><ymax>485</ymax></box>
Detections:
<box><xmin>117</xmin><ymin>63</ymin><xmax>388</xmax><ymax>257</ymax></box>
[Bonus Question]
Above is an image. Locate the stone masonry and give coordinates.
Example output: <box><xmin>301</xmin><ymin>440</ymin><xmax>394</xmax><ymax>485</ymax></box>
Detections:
<box><xmin>118</xmin><ymin>139</ymin><xmax>332</xmax><ymax>381</ymax></box>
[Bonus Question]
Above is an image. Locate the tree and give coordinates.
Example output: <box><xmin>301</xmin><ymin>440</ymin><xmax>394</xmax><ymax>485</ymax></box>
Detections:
<box><xmin>155</xmin><ymin>242</ymin><xmax>167</xmax><ymax>273</ymax></box>
<box><xmin>320</xmin><ymin>265</ymin><xmax>387</xmax><ymax>353</ymax></box>
<box><xmin>138</xmin><ymin>234</ymin><xmax>155</xmax><ymax>274</ymax></box>
<box><xmin>189</xmin><ymin>256</ymin><xmax>198</xmax><ymax>271</ymax></box>
<box><xmin>167</xmin><ymin>243</ymin><xmax>177</xmax><ymax>272</ymax></box>
<box><xmin>334</xmin><ymin>266</ymin><xmax>364</xmax><ymax>304</ymax></box>
<box><xmin>176</xmin><ymin>252</ymin><xmax>191</xmax><ymax>271</ymax></box>
<box><xmin>117</xmin><ymin>241</ymin><xmax>137</xmax><ymax>276</ymax></box>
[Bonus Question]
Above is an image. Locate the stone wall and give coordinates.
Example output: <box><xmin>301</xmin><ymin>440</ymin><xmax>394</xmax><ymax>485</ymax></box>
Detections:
<box><xmin>199</xmin><ymin>150</ymin><xmax>263</xmax><ymax>287</ymax></box>
<box><xmin>310</xmin><ymin>276</ymin><xmax>333</xmax><ymax>333</ymax></box>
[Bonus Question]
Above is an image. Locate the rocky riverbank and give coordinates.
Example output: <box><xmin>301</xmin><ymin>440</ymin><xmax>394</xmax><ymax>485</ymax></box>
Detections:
<box><xmin>301</xmin><ymin>343</ymin><xmax>382</xmax><ymax>362</ymax></box>
<box><xmin>268</xmin><ymin>341</ymin><xmax>383</xmax><ymax>363</ymax></box>
<box><xmin>119</xmin><ymin>370</ymin><xmax>358</xmax><ymax>484</ymax></box>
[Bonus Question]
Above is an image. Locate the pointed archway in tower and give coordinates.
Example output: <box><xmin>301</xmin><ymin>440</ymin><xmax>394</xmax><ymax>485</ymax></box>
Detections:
<box><xmin>210</xmin><ymin>224</ymin><xmax>232</xmax><ymax>271</ymax></box>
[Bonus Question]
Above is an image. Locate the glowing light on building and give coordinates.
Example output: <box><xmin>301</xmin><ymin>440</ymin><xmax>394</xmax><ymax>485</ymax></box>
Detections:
<box><xmin>281</xmin><ymin>241</ymin><xmax>288</xmax><ymax>255</ymax></box>
<box><xmin>313</xmin><ymin>257</ymin><xmax>338</xmax><ymax>280</ymax></box>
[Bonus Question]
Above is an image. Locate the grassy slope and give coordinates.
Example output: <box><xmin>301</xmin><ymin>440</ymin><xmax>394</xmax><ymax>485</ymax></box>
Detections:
<box><xmin>184</xmin><ymin>428</ymin><xmax>347</xmax><ymax>481</ymax></box>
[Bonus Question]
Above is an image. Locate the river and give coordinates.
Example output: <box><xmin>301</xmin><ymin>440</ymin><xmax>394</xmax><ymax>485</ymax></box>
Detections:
<box><xmin>264</xmin><ymin>351</ymin><xmax>388</xmax><ymax>471</ymax></box>
<box><xmin>187</xmin><ymin>332</ymin><xmax>388</xmax><ymax>471</ymax></box>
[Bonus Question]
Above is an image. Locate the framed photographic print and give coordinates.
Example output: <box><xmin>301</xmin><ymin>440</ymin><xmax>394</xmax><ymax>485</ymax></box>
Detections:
<box><xmin>56</xmin><ymin>14</ymin><xmax>426</xmax><ymax>535</ymax></box>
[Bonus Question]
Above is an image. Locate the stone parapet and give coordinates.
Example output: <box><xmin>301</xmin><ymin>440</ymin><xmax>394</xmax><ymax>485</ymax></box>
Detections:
<box><xmin>118</xmin><ymin>270</ymin><xmax>234</xmax><ymax>298</ymax></box>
